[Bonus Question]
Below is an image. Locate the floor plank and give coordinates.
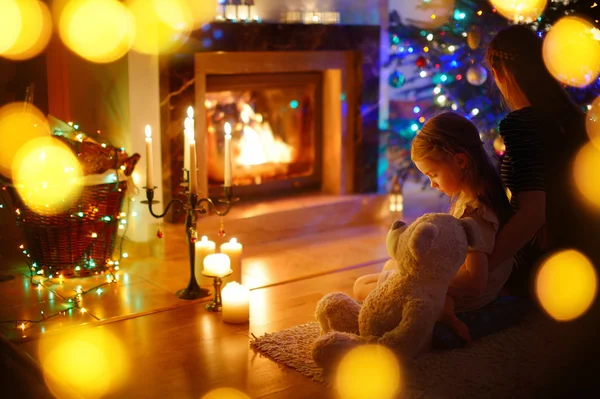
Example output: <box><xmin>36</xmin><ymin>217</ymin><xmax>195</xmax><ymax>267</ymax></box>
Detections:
<box><xmin>16</xmin><ymin>263</ymin><xmax>383</xmax><ymax>399</ymax></box>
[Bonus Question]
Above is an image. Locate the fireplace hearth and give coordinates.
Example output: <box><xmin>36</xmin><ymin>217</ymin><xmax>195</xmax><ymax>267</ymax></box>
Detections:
<box><xmin>205</xmin><ymin>72</ymin><xmax>322</xmax><ymax>199</ymax></box>
<box><xmin>160</xmin><ymin>23</ymin><xmax>381</xmax><ymax>223</ymax></box>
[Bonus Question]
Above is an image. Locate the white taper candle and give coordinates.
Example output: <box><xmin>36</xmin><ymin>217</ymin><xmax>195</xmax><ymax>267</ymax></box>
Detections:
<box><xmin>145</xmin><ymin>124</ymin><xmax>154</xmax><ymax>188</ymax></box>
<box><xmin>224</xmin><ymin>122</ymin><xmax>232</xmax><ymax>187</ymax></box>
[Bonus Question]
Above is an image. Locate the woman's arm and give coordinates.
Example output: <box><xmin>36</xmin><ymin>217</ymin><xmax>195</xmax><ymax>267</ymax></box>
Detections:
<box><xmin>447</xmin><ymin>251</ymin><xmax>488</xmax><ymax>298</ymax></box>
<box><xmin>488</xmin><ymin>191</ymin><xmax>546</xmax><ymax>271</ymax></box>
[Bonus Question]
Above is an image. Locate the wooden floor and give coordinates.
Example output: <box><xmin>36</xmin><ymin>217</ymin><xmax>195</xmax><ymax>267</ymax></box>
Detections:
<box><xmin>0</xmin><ymin>183</ymin><xmax>448</xmax><ymax>399</ymax></box>
<box><xmin>0</xmin><ymin>222</ymin><xmax>397</xmax><ymax>399</ymax></box>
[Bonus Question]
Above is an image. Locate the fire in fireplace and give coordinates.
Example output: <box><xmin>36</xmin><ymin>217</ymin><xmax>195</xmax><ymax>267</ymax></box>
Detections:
<box><xmin>205</xmin><ymin>72</ymin><xmax>322</xmax><ymax>198</ymax></box>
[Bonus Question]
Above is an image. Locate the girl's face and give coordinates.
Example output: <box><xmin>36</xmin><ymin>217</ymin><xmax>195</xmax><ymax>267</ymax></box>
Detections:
<box><xmin>414</xmin><ymin>157</ymin><xmax>465</xmax><ymax>197</ymax></box>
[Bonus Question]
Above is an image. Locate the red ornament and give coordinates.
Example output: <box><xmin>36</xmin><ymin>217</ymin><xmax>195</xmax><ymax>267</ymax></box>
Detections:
<box><xmin>435</xmin><ymin>63</ymin><xmax>440</xmax><ymax>69</ymax></box>
<box><xmin>456</xmin><ymin>74</ymin><xmax>463</xmax><ymax>81</ymax></box>
<box><xmin>416</xmin><ymin>56</ymin><xmax>427</xmax><ymax>68</ymax></box>
<box><xmin>157</xmin><ymin>229</ymin><xmax>163</xmax><ymax>239</ymax></box>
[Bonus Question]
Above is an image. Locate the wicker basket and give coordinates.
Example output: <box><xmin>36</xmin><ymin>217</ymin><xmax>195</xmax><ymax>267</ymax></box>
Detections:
<box><xmin>6</xmin><ymin>180</ymin><xmax>127</xmax><ymax>277</ymax></box>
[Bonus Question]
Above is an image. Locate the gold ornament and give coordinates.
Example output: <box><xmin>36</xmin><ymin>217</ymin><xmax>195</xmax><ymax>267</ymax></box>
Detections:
<box><xmin>467</xmin><ymin>26</ymin><xmax>481</xmax><ymax>50</ymax></box>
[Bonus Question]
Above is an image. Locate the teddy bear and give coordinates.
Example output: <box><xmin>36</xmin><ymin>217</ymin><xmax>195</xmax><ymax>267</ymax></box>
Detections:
<box><xmin>312</xmin><ymin>213</ymin><xmax>482</xmax><ymax>370</ymax></box>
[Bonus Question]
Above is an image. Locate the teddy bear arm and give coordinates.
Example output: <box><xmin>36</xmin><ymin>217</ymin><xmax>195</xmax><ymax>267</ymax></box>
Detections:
<box><xmin>378</xmin><ymin>299</ymin><xmax>434</xmax><ymax>360</ymax></box>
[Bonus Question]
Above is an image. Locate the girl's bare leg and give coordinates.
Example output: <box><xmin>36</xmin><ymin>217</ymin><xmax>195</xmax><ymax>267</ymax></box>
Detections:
<box><xmin>353</xmin><ymin>273</ymin><xmax>380</xmax><ymax>302</ymax></box>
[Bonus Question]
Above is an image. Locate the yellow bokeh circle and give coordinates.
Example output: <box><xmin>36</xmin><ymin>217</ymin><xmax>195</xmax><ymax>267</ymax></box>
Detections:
<box><xmin>13</xmin><ymin>137</ymin><xmax>83</xmax><ymax>216</ymax></box>
<box><xmin>0</xmin><ymin>0</ymin><xmax>22</xmax><ymax>54</ymax></box>
<box><xmin>535</xmin><ymin>250</ymin><xmax>597</xmax><ymax>321</ymax></box>
<box><xmin>59</xmin><ymin>0</ymin><xmax>135</xmax><ymax>63</ymax></box>
<box><xmin>128</xmin><ymin>0</ymin><xmax>193</xmax><ymax>55</ymax></box>
<box><xmin>542</xmin><ymin>16</ymin><xmax>600</xmax><ymax>88</ymax></box>
<box><xmin>335</xmin><ymin>344</ymin><xmax>402</xmax><ymax>399</ymax></box>
<box><xmin>39</xmin><ymin>328</ymin><xmax>130</xmax><ymax>399</ymax></box>
<box><xmin>0</xmin><ymin>102</ymin><xmax>50</xmax><ymax>179</ymax></box>
<box><xmin>490</xmin><ymin>0</ymin><xmax>547</xmax><ymax>23</ymax></box>
<box><xmin>586</xmin><ymin>96</ymin><xmax>600</xmax><ymax>148</ymax></box>
<box><xmin>1</xmin><ymin>0</ymin><xmax>52</xmax><ymax>61</ymax></box>
<box><xmin>201</xmin><ymin>387</ymin><xmax>251</xmax><ymax>399</ymax></box>
<box><xmin>573</xmin><ymin>141</ymin><xmax>600</xmax><ymax>210</ymax></box>
<box><xmin>184</xmin><ymin>0</ymin><xmax>218</xmax><ymax>29</ymax></box>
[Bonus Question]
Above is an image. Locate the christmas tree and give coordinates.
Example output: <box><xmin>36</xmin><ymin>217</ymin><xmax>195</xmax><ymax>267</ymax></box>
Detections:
<box><xmin>383</xmin><ymin>0</ymin><xmax>600</xmax><ymax>190</ymax></box>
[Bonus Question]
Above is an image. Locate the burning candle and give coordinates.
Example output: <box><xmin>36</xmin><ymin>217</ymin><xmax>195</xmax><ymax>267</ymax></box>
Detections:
<box><xmin>224</xmin><ymin>122</ymin><xmax>232</xmax><ymax>187</ymax></box>
<box><xmin>220</xmin><ymin>237</ymin><xmax>243</xmax><ymax>284</ymax></box>
<box><xmin>222</xmin><ymin>282</ymin><xmax>250</xmax><ymax>324</ymax></box>
<box><xmin>184</xmin><ymin>106</ymin><xmax>194</xmax><ymax>173</ymax></box>
<box><xmin>189</xmin><ymin>135</ymin><xmax>198</xmax><ymax>194</ymax></box>
<box><xmin>145</xmin><ymin>125</ymin><xmax>154</xmax><ymax>188</ymax></box>
<box><xmin>195</xmin><ymin>236</ymin><xmax>216</xmax><ymax>286</ymax></box>
<box><xmin>203</xmin><ymin>253</ymin><xmax>231</xmax><ymax>277</ymax></box>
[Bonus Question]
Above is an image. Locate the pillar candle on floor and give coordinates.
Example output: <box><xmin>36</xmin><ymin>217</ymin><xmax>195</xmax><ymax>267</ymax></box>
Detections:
<box><xmin>195</xmin><ymin>236</ymin><xmax>216</xmax><ymax>286</ymax></box>
<box><xmin>220</xmin><ymin>237</ymin><xmax>243</xmax><ymax>284</ymax></box>
<box><xmin>222</xmin><ymin>282</ymin><xmax>250</xmax><ymax>324</ymax></box>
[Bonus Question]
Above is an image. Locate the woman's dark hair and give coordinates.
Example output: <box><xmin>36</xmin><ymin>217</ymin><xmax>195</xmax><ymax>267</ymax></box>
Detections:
<box><xmin>486</xmin><ymin>25</ymin><xmax>587</xmax><ymax>153</ymax></box>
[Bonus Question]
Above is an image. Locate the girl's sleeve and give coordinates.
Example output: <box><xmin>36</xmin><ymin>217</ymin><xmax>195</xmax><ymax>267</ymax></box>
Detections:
<box><xmin>462</xmin><ymin>206</ymin><xmax>500</xmax><ymax>255</ymax></box>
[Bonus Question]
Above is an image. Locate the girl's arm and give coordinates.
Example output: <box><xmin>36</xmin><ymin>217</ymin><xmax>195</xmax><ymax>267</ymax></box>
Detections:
<box><xmin>488</xmin><ymin>191</ymin><xmax>546</xmax><ymax>271</ymax></box>
<box><xmin>447</xmin><ymin>251</ymin><xmax>488</xmax><ymax>298</ymax></box>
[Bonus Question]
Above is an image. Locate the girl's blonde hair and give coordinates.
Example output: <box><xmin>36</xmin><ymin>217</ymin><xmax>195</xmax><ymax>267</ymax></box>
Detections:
<box><xmin>411</xmin><ymin>112</ymin><xmax>512</xmax><ymax>226</ymax></box>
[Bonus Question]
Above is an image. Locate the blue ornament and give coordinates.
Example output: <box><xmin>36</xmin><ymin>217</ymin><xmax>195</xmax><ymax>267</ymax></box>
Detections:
<box><xmin>388</xmin><ymin>70</ymin><xmax>406</xmax><ymax>88</ymax></box>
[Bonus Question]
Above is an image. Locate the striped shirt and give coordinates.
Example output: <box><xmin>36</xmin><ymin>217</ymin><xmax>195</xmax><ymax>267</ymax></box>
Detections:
<box><xmin>499</xmin><ymin>107</ymin><xmax>545</xmax><ymax>274</ymax></box>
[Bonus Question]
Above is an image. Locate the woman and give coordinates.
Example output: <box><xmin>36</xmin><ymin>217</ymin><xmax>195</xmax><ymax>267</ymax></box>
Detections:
<box><xmin>485</xmin><ymin>25</ymin><xmax>597</xmax><ymax>299</ymax></box>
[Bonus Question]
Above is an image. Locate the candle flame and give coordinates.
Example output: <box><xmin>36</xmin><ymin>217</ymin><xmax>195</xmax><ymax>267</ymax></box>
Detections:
<box><xmin>145</xmin><ymin>125</ymin><xmax>152</xmax><ymax>138</ymax></box>
<box><xmin>201</xmin><ymin>235</ymin><xmax>208</xmax><ymax>241</ymax></box>
<box><xmin>187</xmin><ymin>106</ymin><xmax>194</xmax><ymax>119</ymax></box>
<box><xmin>230</xmin><ymin>237</ymin><xmax>237</xmax><ymax>244</ymax></box>
<box><xmin>224</xmin><ymin>122</ymin><xmax>232</xmax><ymax>136</ymax></box>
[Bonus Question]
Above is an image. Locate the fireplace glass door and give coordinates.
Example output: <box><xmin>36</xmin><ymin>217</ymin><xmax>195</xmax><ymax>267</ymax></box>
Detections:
<box><xmin>206</xmin><ymin>72</ymin><xmax>322</xmax><ymax>199</ymax></box>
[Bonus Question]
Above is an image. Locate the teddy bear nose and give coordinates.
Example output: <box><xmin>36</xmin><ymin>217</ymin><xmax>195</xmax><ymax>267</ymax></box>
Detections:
<box><xmin>391</xmin><ymin>220</ymin><xmax>406</xmax><ymax>230</ymax></box>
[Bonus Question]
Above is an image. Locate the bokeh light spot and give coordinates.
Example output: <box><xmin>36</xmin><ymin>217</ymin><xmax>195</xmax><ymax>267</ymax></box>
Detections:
<box><xmin>39</xmin><ymin>328</ymin><xmax>130</xmax><ymax>399</ymax></box>
<box><xmin>128</xmin><ymin>0</ymin><xmax>193</xmax><ymax>55</ymax></box>
<box><xmin>535</xmin><ymin>250</ymin><xmax>597</xmax><ymax>321</ymax></box>
<box><xmin>1</xmin><ymin>0</ymin><xmax>52</xmax><ymax>61</ymax></box>
<box><xmin>490</xmin><ymin>0</ymin><xmax>547</xmax><ymax>23</ymax></box>
<box><xmin>573</xmin><ymin>141</ymin><xmax>600</xmax><ymax>209</ymax></box>
<box><xmin>59</xmin><ymin>0</ymin><xmax>135</xmax><ymax>63</ymax></box>
<box><xmin>13</xmin><ymin>137</ymin><xmax>83</xmax><ymax>216</ymax></box>
<box><xmin>335</xmin><ymin>344</ymin><xmax>402</xmax><ymax>399</ymax></box>
<box><xmin>0</xmin><ymin>0</ymin><xmax>22</xmax><ymax>54</ymax></box>
<box><xmin>201</xmin><ymin>387</ymin><xmax>251</xmax><ymax>399</ymax></box>
<box><xmin>0</xmin><ymin>102</ymin><xmax>50</xmax><ymax>179</ymax></box>
<box><xmin>543</xmin><ymin>16</ymin><xmax>600</xmax><ymax>88</ymax></box>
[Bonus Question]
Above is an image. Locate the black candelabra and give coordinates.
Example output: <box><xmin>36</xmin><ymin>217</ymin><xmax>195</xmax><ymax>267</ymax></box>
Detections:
<box><xmin>142</xmin><ymin>171</ymin><xmax>237</xmax><ymax>300</ymax></box>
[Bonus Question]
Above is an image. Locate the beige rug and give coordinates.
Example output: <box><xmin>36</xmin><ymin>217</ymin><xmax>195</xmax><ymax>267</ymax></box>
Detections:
<box><xmin>250</xmin><ymin>312</ymin><xmax>595</xmax><ymax>398</ymax></box>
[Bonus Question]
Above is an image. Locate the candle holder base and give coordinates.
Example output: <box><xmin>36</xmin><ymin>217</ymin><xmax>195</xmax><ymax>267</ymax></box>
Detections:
<box><xmin>176</xmin><ymin>286</ymin><xmax>211</xmax><ymax>300</ymax></box>
<box><xmin>205</xmin><ymin>301</ymin><xmax>222</xmax><ymax>312</ymax></box>
<box><xmin>202</xmin><ymin>270</ymin><xmax>232</xmax><ymax>312</ymax></box>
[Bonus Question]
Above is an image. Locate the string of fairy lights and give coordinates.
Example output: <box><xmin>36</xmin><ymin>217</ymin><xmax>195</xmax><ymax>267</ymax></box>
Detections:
<box><xmin>0</xmin><ymin>123</ymin><xmax>135</xmax><ymax>333</ymax></box>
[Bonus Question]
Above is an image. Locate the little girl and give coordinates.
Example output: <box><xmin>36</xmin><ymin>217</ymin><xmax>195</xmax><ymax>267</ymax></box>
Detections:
<box><xmin>354</xmin><ymin>112</ymin><xmax>514</xmax><ymax>342</ymax></box>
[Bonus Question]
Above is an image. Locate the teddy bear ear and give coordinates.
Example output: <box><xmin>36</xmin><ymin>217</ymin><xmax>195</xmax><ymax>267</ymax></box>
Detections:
<box><xmin>460</xmin><ymin>217</ymin><xmax>483</xmax><ymax>250</ymax></box>
<box><xmin>408</xmin><ymin>222</ymin><xmax>440</xmax><ymax>260</ymax></box>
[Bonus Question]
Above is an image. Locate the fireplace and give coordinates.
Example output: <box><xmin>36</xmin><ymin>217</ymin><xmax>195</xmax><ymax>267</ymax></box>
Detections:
<box><xmin>205</xmin><ymin>72</ymin><xmax>322</xmax><ymax>199</ymax></box>
<box><xmin>194</xmin><ymin>51</ymin><xmax>358</xmax><ymax>199</ymax></box>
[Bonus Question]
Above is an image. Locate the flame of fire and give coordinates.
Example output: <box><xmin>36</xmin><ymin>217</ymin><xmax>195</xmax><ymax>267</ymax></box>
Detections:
<box><xmin>235</xmin><ymin>103</ymin><xmax>293</xmax><ymax>166</ymax></box>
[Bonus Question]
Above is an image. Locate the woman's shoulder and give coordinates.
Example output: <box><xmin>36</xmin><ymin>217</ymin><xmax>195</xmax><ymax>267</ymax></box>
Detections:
<box><xmin>499</xmin><ymin>107</ymin><xmax>544</xmax><ymax>138</ymax></box>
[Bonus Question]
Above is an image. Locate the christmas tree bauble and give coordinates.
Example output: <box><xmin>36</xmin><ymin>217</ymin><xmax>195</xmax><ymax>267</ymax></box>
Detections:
<box><xmin>467</xmin><ymin>27</ymin><xmax>481</xmax><ymax>50</ymax></box>
<box><xmin>466</xmin><ymin>65</ymin><xmax>488</xmax><ymax>86</ymax></box>
<box><xmin>388</xmin><ymin>70</ymin><xmax>406</xmax><ymax>88</ymax></box>
<box><xmin>493</xmin><ymin>136</ymin><xmax>506</xmax><ymax>155</ymax></box>
<box><xmin>416</xmin><ymin>56</ymin><xmax>427</xmax><ymax>68</ymax></box>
